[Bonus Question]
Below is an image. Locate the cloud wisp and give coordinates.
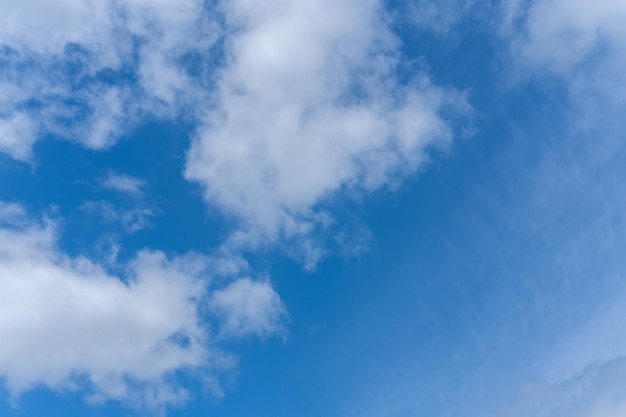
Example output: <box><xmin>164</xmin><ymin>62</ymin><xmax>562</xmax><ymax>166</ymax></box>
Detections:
<box><xmin>504</xmin><ymin>0</ymin><xmax>626</xmax><ymax>124</ymax></box>
<box><xmin>185</xmin><ymin>0</ymin><xmax>468</xmax><ymax>258</ymax></box>
<box><xmin>100</xmin><ymin>171</ymin><xmax>146</xmax><ymax>196</ymax></box>
<box><xmin>0</xmin><ymin>0</ymin><xmax>218</xmax><ymax>160</ymax></box>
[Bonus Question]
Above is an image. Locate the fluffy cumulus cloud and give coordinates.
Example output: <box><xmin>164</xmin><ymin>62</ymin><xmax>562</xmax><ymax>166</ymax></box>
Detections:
<box><xmin>0</xmin><ymin>0</ymin><xmax>217</xmax><ymax>159</ymax></box>
<box><xmin>80</xmin><ymin>200</ymin><xmax>154</xmax><ymax>234</ymax></box>
<box><xmin>185</xmin><ymin>0</ymin><xmax>467</xmax><ymax>247</ymax></box>
<box><xmin>0</xmin><ymin>0</ymin><xmax>466</xmax><ymax>246</ymax></box>
<box><xmin>0</xmin><ymin>202</ymin><xmax>284</xmax><ymax>407</ymax></box>
<box><xmin>210</xmin><ymin>278</ymin><xmax>286</xmax><ymax>338</ymax></box>
<box><xmin>505</xmin><ymin>0</ymin><xmax>626</xmax><ymax>117</ymax></box>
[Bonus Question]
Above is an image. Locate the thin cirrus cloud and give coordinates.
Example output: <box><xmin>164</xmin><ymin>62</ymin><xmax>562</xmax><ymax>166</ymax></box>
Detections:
<box><xmin>522</xmin><ymin>287</ymin><xmax>626</xmax><ymax>417</ymax></box>
<box><xmin>0</xmin><ymin>202</ymin><xmax>285</xmax><ymax>408</ymax></box>
<box><xmin>0</xmin><ymin>0</ymin><xmax>216</xmax><ymax>160</ymax></box>
<box><xmin>492</xmin><ymin>1</ymin><xmax>626</xmax><ymax>416</ymax></box>
<box><xmin>504</xmin><ymin>0</ymin><xmax>626</xmax><ymax>117</ymax></box>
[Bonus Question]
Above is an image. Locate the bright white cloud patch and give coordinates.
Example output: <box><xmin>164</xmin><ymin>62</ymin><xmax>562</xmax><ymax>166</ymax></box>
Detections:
<box><xmin>210</xmin><ymin>278</ymin><xmax>286</xmax><ymax>338</ymax></box>
<box><xmin>502</xmin><ymin>357</ymin><xmax>626</xmax><ymax>417</ymax></box>
<box><xmin>0</xmin><ymin>202</ymin><xmax>284</xmax><ymax>407</ymax></box>
<box><xmin>0</xmin><ymin>205</ymin><xmax>208</xmax><ymax>406</ymax></box>
<box><xmin>185</xmin><ymin>0</ymin><xmax>467</xmax><ymax>245</ymax></box>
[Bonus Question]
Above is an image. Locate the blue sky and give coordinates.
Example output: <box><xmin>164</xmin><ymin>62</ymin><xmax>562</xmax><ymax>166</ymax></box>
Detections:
<box><xmin>1</xmin><ymin>0</ymin><xmax>626</xmax><ymax>416</ymax></box>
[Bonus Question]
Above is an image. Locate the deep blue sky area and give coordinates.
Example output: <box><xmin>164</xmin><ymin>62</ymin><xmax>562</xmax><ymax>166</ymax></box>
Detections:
<box><xmin>1</xmin><ymin>1</ymin><xmax>626</xmax><ymax>417</ymax></box>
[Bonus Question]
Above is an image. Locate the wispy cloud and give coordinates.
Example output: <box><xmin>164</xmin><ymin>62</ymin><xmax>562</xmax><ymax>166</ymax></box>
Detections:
<box><xmin>0</xmin><ymin>0</ymin><xmax>218</xmax><ymax>160</ymax></box>
<box><xmin>1</xmin><ymin>0</ymin><xmax>468</xmax><ymax>266</ymax></box>
<box><xmin>100</xmin><ymin>172</ymin><xmax>146</xmax><ymax>196</ymax></box>
<box><xmin>408</xmin><ymin>0</ymin><xmax>478</xmax><ymax>34</ymax></box>
<box><xmin>210</xmin><ymin>277</ymin><xmax>287</xmax><ymax>339</ymax></box>
<box><xmin>504</xmin><ymin>0</ymin><xmax>626</xmax><ymax>125</ymax></box>
<box><xmin>0</xmin><ymin>0</ymin><xmax>471</xmax><ymax>410</ymax></box>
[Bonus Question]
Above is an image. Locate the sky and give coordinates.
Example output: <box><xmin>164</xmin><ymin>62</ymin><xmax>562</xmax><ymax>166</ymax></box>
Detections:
<box><xmin>1</xmin><ymin>0</ymin><xmax>626</xmax><ymax>416</ymax></box>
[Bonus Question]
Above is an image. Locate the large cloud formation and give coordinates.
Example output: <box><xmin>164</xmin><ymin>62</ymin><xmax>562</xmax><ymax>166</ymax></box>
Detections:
<box><xmin>0</xmin><ymin>0</ymin><xmax>466</xmax><ymax>408</ymax></box>
<box><xmin>186</xmin><ymin>0</ymin><xmax>466</xmax><ymax>247</ymax></box>
<box><xmin>0</xmin><ymin>202</ymin><xmax>285</xmax><ymax>408</ymax></box>
<box><xmin>1</xmin><ymin>0</ymin><xmax>466</xmax><ymax>241</ymax></box>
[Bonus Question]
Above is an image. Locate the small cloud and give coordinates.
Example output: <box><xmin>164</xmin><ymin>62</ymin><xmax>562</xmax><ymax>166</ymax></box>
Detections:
<box><xmin>100</xmin><ymin>171</ymin><xmax>146</xmax><ymax>196</ymax></box>
<box><xmin>184</xmin><ymin>0</ymin><xmax>469</xmax><ymax>271</ymax></box>
<box><xmin>209</xmin><ymin>278</ymin><xmax>287</xmax><ymax>339</ymax></box>
<box><xmin>501</xmin><ymin>357</ymin><xmax>626</xmax><ymax>417</ymax></box>
<box><xmin>80</xmin><ymin>201</ymin><xmax>153</xmax><ymax>233</ymax></box>
<box><xmin>409</xmin><ymin>0</ymin><xmax>478</xmax><ymax>35</ymax></box>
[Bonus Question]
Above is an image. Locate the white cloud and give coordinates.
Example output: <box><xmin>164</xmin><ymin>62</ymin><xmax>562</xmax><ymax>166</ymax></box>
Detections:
<box><xmin>0</xmin><ymin>111</ymin><xmax>38</xmax><ymax>161</ymax></box>
<box><xmin>1</xmin><ymin>0</ymin><xmax>467</xmax><ymax>265</ymax></box>
<box><xmin>209</xmin><ymin>278</ymin><xmax>286</xmax><ymax>339</ymax></box>
<box><xmin>485</xmin><ymin>100</ymin><xmax>626</xmax><ymax>416</ymax></box>
<box><xmin>506</xmin><ymin>0</ymin><xmax>626</xmax><ymax>72</ymax></box>
<box><xmin>501</xmin><ymin>357</ymin><xmax>626</xmax><ymax>417</ymax></box>
<box><xmin>80</xmin><ymin>200</ymin><xmax>153</xmax><ymax>233</ymax></box>
<box><xmin>499</xmin><ymin>285</ymin><xmax>626</xmax><ymax>417</ymax></box>
<box><xmin>100</xmin><ymin>171</ymin><xmax>146</xmax><ymax>196</ymax></box>
<box><xmin>504</xmin><ymin>0</ymin><xmax>626</xmax><ymax>120</ymax></box>
<box><xmin>0</xmin><ymin>203</ymin><xmax>285</xmax><ymax>408</ymax></box>
<box><xmin>409</xmin><ymin>0</ymin><xmax>478</xmax><ymax>34</ymax></box>
<box><xmin>0</xmin><ymin>0</ymin><xmax>218</xmax><ymax>160</ymax></box>
<box><xmin>0</xmin><ymin>221</ymin><xmax>207</xmax><ymax>406</ymax></box>
<box><xmin>0</xmin><ymin>0</ymin><xmax>470</xmax><ymax>405</ymax></box>
<box><xmin>185</xmin><ymin>0</ymin><xmax>467</xmax><ymax>250</ymax></box>
<box><xmin>0</xmin><ymin>201</ymin><xmax>28</xmax><ymax>225</ymax></box>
